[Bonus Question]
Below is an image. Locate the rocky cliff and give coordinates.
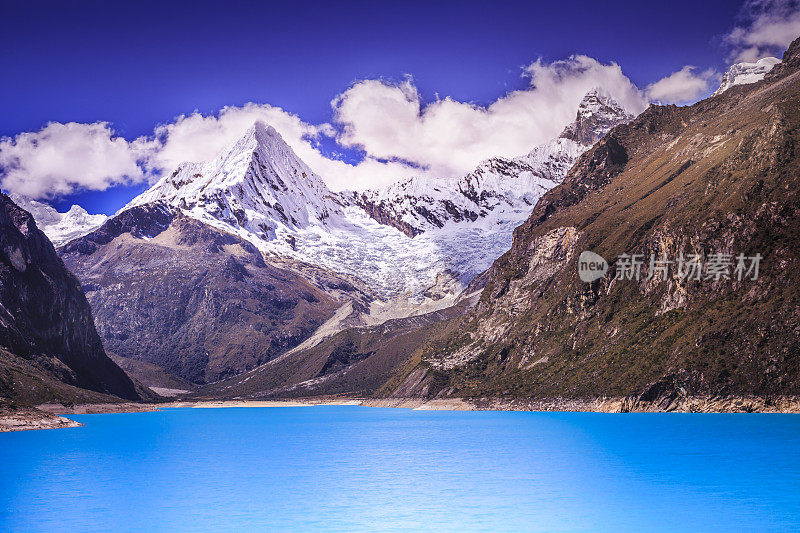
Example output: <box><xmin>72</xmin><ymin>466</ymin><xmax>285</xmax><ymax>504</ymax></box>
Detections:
<box><xmin>0</xmin><ymin>193</ymin><xmax>141</xmax><ymax>405</ymax></box>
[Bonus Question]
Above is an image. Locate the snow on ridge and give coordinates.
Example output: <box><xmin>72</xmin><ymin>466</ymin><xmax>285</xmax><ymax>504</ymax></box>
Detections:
<box><xmin>8</xmin><ymin>193</ymin><xmax>107</xmax><ymax>246</ymax></box>
<box><xmin>351</xmin><ymin>90</ymin><xmax>632</xmax><ymax>238</ymax></box>
<box><xmin>713</xmin><ymin>57</ymin><xmax>781</xmax><ymax>96</ymax></box>
<box><xmin>122</xmin><ymin>91</ymin><xmax>633</xmax><ymax>302</ymax></box>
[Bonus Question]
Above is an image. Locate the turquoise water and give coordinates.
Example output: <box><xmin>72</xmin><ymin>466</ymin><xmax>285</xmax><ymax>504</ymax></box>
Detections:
<box><xmin>1</xmin><ymin>407</ymin><xmax>799</xmax><ymax>532</ymax></box>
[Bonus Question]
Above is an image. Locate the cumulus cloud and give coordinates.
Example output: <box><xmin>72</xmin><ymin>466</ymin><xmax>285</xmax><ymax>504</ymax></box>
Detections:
<box><xmin>146</xmin><ymin>103</ymin><xmax>327</xmax><ymax>175</ymax></box>
<box><xmin>144</xmin><ymin>102</ymin><xmax>419</xmax><ymax>192</ymax></box>
<box><xmin>0</xmin><ymin>122</ymin><xmax>148</xmax><ymax>199</ymax></box>
<box><xmin>2</xmin><ymin>54</ymin><xmax>653</xmax><ymax>198</ymax></box>
<box><xmin>646</xmin><ymin>66</ymin><xmax>720</xmax><ymax>104</ymax></box>
<box><xmin>331</xmin><ymin>56</ymin><xmax>648</xmax><ymax>178</ymax></box>
<box><xmin>725</xmin><ymin>0</ymin><xmax>800</xmax><ymax>62</ymax></box>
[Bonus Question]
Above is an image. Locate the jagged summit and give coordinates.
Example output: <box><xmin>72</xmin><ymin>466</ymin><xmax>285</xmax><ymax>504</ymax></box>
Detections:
<box><xmin>351</xmin><ymin>89</ymin><xmax>633</xmax><ymax>238</ymax></box>
<box><xmin>713</xmin><ymin>57</ymin><xmax>780</xmax><ymax>96</ymax></box>
<box><xmin>559</xmin><ymin>89</ymin><xmax>634</xmax><ymax>145</ymax></box>
<box><xmin>128</xmin><ymin>120</ymin><xmax>343</xmax><ymax>240</ymax></box>
<box><xmin>7</xmin><ymin>193</ymin><xmax>107</xmax><ymax>246</ymax></box>
<box><xmin>114</xmin><ymin>92</ymin><xmax>633</xmax><ymax>303</ymax></box>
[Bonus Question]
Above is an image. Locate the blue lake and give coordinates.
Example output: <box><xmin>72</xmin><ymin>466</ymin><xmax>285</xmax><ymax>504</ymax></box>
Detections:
<box><xmin>1</xmin><ymin>406</ymin><xmax>799</xmax><ymax>532</ymax></box>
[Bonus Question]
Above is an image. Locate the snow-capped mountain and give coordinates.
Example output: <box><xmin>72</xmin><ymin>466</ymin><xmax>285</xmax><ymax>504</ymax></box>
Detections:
<box><xmin>348</xmin><ymin>90</ymin><xmax>632</xmax><ymax>238</ymax></box>
<box><xmin>713</xmin><ymin>57</ymin><xmax>781</xmax><ymax>96</ymax></box>
<box><xmin>8</xmin><ymin>193</ymin><xmax>107</xmax><ymax>246</ymax></box>
<box><xmin>560</xmin><ymin>88</ymin><xmax>634</xmax><ymax>145</ymax></box>
<box><xmin>125</xmin><ymin>90</ymin><xmax>633</xmax><ymax>303</ymax></box>
<box><xmin>344</xmin><ymin>139</ymin><xmax>579</xmax><ymax>238</ymax></box>
<box><xmin>128</xmin><ymin>121</ymin><xmax>344</xmax><ymax>244</ymax></box>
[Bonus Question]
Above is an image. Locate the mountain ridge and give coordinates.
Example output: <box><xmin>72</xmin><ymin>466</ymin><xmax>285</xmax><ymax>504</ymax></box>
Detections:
<box><xmin>7</xmin><ymin>193</ymin><xmax>107</xmax><ymax>246</ymax></box>
<box><xmin>115</xmin><ymin>90</ymin><xmax>632</xmax><ymax>303</ymax></box>
<box><xmin>348</xmin><ymin>90</ymin><xmax>633</xmax><ymax>239</ymax></box>
<box><xmin>713</xmin><ymin>57</ymin><xmax>780</xmax><ymax>96</ymax></box>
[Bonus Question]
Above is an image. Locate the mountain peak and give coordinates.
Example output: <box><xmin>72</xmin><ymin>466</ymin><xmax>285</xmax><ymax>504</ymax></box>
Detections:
<box><xmin>350</xmin><ymin>89</ymin><xmax>633</xmax><ymax>240</ymax></box>
<box><xmin>559</xmin><ymin>90</ymin><xmax>633</xmax><ymax>146</ymax></box>
<box><xmin>713</xmin><ymin>57</ymin><xmax>781</xmax><ymax>96</ymax></box>
<box><xmin>127</xmin><ymin>121</ymin><xmax>342</xmax><ymax>239</ymax></box>
<box><xmin>248</xmin><ymin>120</ymin><xmax>280</xmax><ymax>144</ymax></box>
<box><xmin>216</xmin><ymin>120</ymin><xmax>290</xmax><ymax>167</ymax></box>
<box><xmin>7</xmin><ymin>193</ymin><xmax>107</xmax><ymax>246</ymax></box>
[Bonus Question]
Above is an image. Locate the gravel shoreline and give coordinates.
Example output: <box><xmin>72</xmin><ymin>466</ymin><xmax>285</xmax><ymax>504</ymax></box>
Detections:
<box><xmin>3</xmin><ymin>395</ymin><xmax>799</xmax><ymax>432</ymax></box>
<box><xmin>0</xmin><ymin>407</ymin><xmax>82</xmax><ymax>432</ymax></box>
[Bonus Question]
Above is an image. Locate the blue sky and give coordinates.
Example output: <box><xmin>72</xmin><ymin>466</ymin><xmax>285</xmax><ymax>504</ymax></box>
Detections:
<box><xmin>1</xmin><ymin>0</ymin><xmax>796</xmax><ymax>214</ymax></box>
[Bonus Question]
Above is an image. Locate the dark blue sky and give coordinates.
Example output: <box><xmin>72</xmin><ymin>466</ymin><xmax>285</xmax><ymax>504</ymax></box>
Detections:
<box><xmin>2</xmin><ymin>0</ymin><xmax>746</xmax><ymax>212</ymax></box>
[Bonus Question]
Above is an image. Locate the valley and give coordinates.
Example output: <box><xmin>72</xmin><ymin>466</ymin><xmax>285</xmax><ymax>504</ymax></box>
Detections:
<box><xmin>3</xmin><ymin>38</ymin><xmax>800</xmax><ymax>424</ymax></box>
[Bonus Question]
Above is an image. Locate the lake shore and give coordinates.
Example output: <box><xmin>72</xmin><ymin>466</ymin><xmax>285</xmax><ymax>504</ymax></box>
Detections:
<box><xmin>0</xmin><ymin>407</ymin><xmax>82</xmax><ymax>432</ymax></box>
<box><xmin>4</xmin><ymin>395</ymin><xmax>800</xmax><ymax>432</ymax></box>
<box><xmin>365</xmin><ymin>395</ymin><xmax>800</xmax><ymax>413</ymax></box>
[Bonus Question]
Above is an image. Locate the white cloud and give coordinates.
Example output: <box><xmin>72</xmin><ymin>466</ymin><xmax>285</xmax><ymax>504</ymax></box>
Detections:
<box><xmin>145</xmin><ymin>102</ymin><xmax>419</xmax><ymax>192</ymax></box>
<box><xmin>0</xmin><ymin>122</ymin><xmax>148</xmax><ymax>199</ymax></box>
<box><xmin>646</xmin><ymin>66</ymin><xmax>719</xmax><ymax>104</ymax></box>
<box><xmin>1</xmin><ymin>54</ymin><xmax>651</xmax><ymax>198</ymax></box>
<box><xmin>331</xmin><ymin>55</ymin><xmax>647</xmax><ymax>178</ymax></box>
<box><xmin>146</xmin><ymin>103</ymin><xmax>326</xmax><ymax>175</ymax></box>
<box><xmin>725</xmin><ymin>0</ymin><xmax>800</xmax><ymax>62</ymax></box>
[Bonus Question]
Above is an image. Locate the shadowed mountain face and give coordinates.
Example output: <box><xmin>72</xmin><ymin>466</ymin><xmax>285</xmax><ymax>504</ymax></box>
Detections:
<box><xmin>376</xmin><ymin>37</ymin><xmax>800</xmax><ymax>404</ymax></box>
<box><xmin>60</xmin><ymin>203</ymin><xmax>355</xmax><ymax>384</ymax></box>
<box><xmin>0</xmin><ymin>194</ymin><xmax>141</xmax><ymax>405</ymax></box>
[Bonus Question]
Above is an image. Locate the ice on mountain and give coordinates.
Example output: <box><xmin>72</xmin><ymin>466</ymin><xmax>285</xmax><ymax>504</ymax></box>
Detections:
<box><xmin>713</xmin><ymin>57</ymin><xmax>781</xmax><ymax>96</ymax></box>
<box><xmin>126</xmin><ymin>91</ymin><xmax>634</xmax><ymax>302</ymax></box>
<box><xmin>7</xmin><ymin>193</ymin><xmax>108</xmax><ymax>246</ymax></box>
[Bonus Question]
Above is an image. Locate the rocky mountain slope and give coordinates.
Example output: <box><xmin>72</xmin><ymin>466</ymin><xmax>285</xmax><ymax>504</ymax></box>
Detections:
<box><xmin>8</xmin><ymin>193</ymin><xmax>107</xmax><ymax>246</ymax></box>
<box><xmin>60</xmin><ymin>202</ymin><xmax>361</xmax><ymax>384</ymax></box>
<box><xmin>378</xmin><ymin>36</ymin><xmax>800</xmax><ymax>407</ymax></box>
<box><xmin>195</xmin><ymin>299</ymin><xmax>472</xmax><ymax>400</ymax></box>
<box><xmin>0</xmin><ymin>193</ymin><xmax>141</xmax><ymax>407</ymax></box>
